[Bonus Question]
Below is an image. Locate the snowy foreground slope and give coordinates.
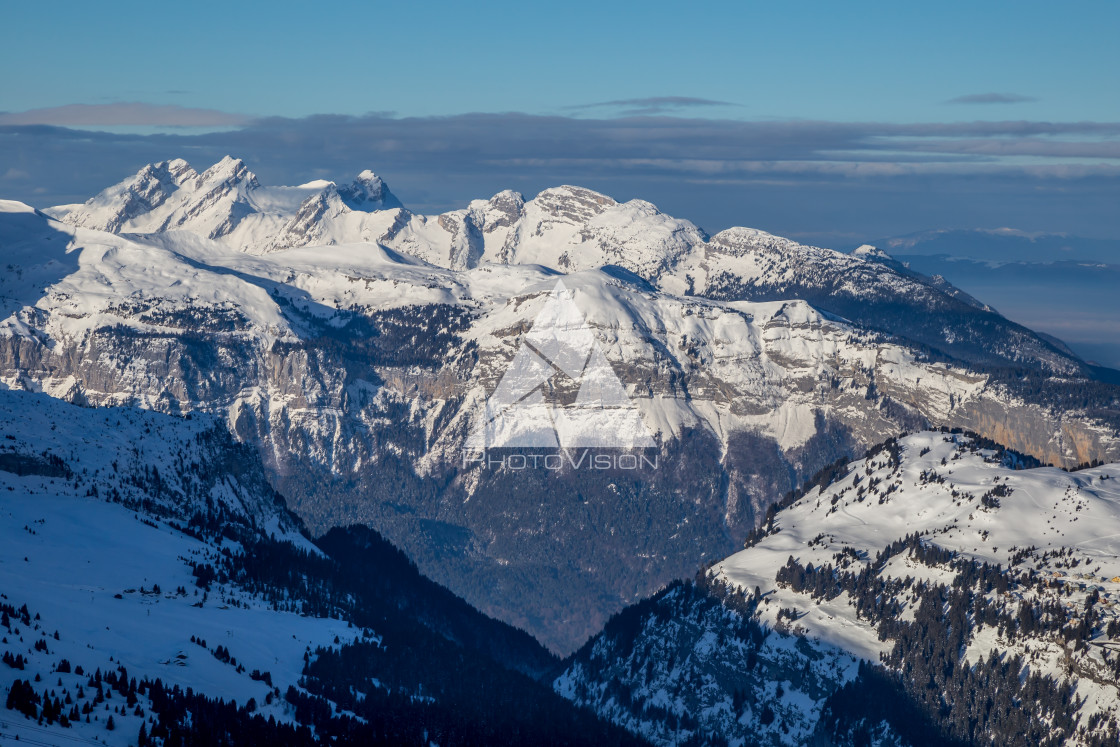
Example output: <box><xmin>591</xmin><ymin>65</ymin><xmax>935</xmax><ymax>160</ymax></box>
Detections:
<box><xmin>0</xmin><ymin>390</ymin><xmax>639</xmax><ymax>746</ymax></box>
<box><xmin>0</xmin><ymin>390</ymin><xmax>330</xmax><ymax>745</ymax></box>
<box><xmin>4</xmin><ymin>158</ymin><xmax>1120</xmax><ymax>652</ymax></box>
<box><xmin>557</xmin><ymin>432</ymin><xmax>1120</xmax><ymax>746</ymax></box>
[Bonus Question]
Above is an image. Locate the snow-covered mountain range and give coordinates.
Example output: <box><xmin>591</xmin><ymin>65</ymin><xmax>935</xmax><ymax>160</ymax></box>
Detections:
<box><xmin>43</xmin><ymin>157</ymin><xmax>1096</xmax><ymax>378</ymax></box>
<box><xmin>3</xmin><ymin>157</ymin><xmax>1119</xmax><ymax>652</ymax></box>
<box><xmin>4</xmin><ymin>156</ymin><xmax>1120</xmax><ymax>745</ymax></box>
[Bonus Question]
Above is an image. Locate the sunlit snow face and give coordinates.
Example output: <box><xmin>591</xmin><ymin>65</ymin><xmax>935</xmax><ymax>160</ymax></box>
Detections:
<box><xmin>465</xmin><ymin>280</ymin><xmax>657</xmax><ymax>466</ymax></box>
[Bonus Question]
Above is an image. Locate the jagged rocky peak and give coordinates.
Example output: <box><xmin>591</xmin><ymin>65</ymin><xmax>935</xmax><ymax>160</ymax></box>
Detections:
<box><xmin>144</xmin><ymin>156</ymin><xmax>263</xmax><ymax>241</ymax></box>
<box><xmin>60</xmin><ymin>157</ymin><xmax>200</xmax><ymax>232</ymax></box>
<box><xmin>114</xmin><ymin>157</ymin><xmax>198</xmax><ymax>195</ymax></box>
<box><xmin>140</xmin><ymin>157</ymin><xmax>197</xmax><ymax>186</ymax></box>
<box><xmin>269</xmin><ymin>186</ymin><xmax>348</xmax><ymax>250</ymax></box>
<box><xmin>340</xmin><ymin>169</ymin><xmax>403</xmax><ymax>210</ymax></box>
<box><xmin>479</xmin><ymin>189</ymin><xmax>525</xmax><ymax>231</ymax></box>
<box><xmin>445</xmin><ymin>190</ymin><xmax>525</xmax><ymax>246</ymax></box>
<box><xmin>196</xmin><ymin>155</ymin><xmax>260</xmax><ymax>192</ymax></box>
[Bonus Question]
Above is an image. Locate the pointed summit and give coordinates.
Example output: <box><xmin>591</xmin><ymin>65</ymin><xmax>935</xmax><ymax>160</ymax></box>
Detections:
<box><xmin>57</xmin><ymin>158</ymin><xmax>199</xmax><ymax>232</ymax></box>
<box><xmin>340</xmin><ymin>170</ymin><xmax>403</xmax><ymax>211</ymax></box>
<box><xmin>199</xmin><ymin>156</ymin><xmax>256</xmax><ymax>185</ymax></box>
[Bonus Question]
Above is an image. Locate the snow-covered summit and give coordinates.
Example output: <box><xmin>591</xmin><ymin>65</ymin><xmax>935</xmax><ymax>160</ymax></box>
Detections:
<box><xmin>339</xmin><ymin>169</ymin><xmax>402</xmax><ymax>210</ymax></box>
<box><xmin>51</xmin><ymin>158</ymin><xmax>409</xmax><ymax>253</ymax></box>
<box><xmin>851</xmin><ymin>243</ymin><xmax>892</xmax><ymax>261</ymax></box>
<box><xmin>47</xmin><ymin>157</ymin><xmax>197</xmax><ymax>232</ymax></box>
<box><xmin>48</xmin><ymin>155</ymin><xmax>262</xmax><ymax>241</ymax></box>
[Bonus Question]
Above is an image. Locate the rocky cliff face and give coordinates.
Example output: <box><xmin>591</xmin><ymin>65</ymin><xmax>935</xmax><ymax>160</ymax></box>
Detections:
<box><xmin>3</xmin><ymin>160</ymin><xmax>1118</xmax><ymax>651</ymax></box>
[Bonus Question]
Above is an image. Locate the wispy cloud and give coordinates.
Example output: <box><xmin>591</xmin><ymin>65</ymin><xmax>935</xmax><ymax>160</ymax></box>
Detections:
<box><xmin>2</xmin><ymin>110</ymin><xmax>1119</xmax><ymax>240</ymax></box>
<box><xmin>566</xmin><ymin>96</ymin><xmax>736</xmax><ymax>116</ymax></box>
<box><xmin>0</xmin><ymin>102</ymin><xmax>251</xmax><ymax>127</ymax></box>
<box><xmin>945</xmin><ymin>93</ymin><xmax>1038</xmax><ymax>105</ymax></box>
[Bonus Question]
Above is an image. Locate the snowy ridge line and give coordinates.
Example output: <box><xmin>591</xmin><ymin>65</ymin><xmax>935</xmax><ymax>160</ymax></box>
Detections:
<box><xmin>41</xmin><ymin>156</ymin><xmax>1097</xmax><ymax>379</ymax></box>
<box><xmin>556</xmin><ymin>431</ymin><xmax>1120</xmax><ymax>746</ymax></box>
<box><xmin>2</xmin><ymin>196</ymin><xmax>1113</xmax><ymax>468</ymax></box>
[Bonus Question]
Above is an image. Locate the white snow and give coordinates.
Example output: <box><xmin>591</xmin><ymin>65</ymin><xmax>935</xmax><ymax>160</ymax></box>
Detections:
<box><xmin>0</xmin><ymin>390</ymin><xmax>357</xmax><ymax>745</ymax></box>
<box><xmin>713</xmin><ymin>431</ymin><xmax>1120</xmax><ymax>734</ymax></box>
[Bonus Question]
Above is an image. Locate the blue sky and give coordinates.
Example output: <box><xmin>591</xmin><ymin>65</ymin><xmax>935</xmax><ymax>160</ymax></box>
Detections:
<box><xmin>4</xmin><ymin>1</ymin><xmax>1117</xmax><ymax>123</ymax></box>
<box><xmin>2</xmin><ymin>1</ymin><xmax>1119</xmax><ymax>244</ymax></box>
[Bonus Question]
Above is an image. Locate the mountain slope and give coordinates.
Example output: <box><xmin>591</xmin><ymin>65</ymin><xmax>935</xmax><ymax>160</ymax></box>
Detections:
<box><xmin>556</xmin><ymin>432</ymin><xmax>1120</xmax><ymax>745</ymax></box>
<box><xmin>3</xmin><ymin>160</ymin><xmax>1119</xmax><ymax>652</ymax></box>
<box><xmin>0</xmin><ymin>389</ymin><xmax>639</xmax><ymax>745</ymax></box>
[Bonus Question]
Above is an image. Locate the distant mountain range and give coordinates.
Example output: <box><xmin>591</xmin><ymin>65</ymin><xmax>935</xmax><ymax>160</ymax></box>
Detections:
<box><xmin>847</xmin><ymin>228</ymin><xmax>1120</xmax><ymax>369</ymax></box>
<box><xmin>2</xmin><ymin>158</ymin><xmax>1120</xmax><ymax>745</ymax></box>
<box><xmin>1</xmin><ymin>157</ymin><xmax>1118</xmax><ymax>655</ymax></box>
